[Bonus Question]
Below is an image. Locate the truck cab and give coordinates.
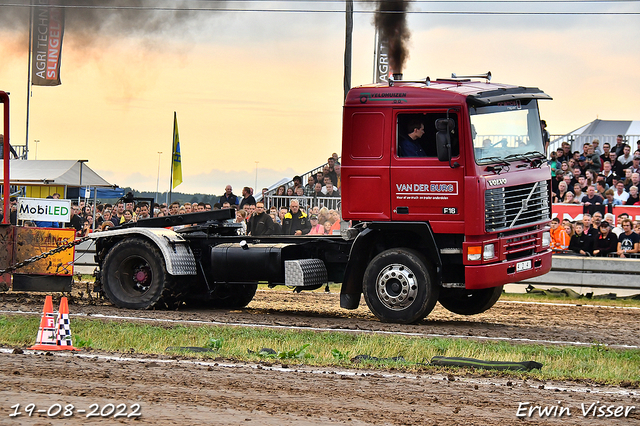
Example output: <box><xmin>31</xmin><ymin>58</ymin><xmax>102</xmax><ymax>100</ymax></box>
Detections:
<box><xmin>340</xmin><ymin>74</ymin><xmax>553</xmax><ymax>322</ymax></box>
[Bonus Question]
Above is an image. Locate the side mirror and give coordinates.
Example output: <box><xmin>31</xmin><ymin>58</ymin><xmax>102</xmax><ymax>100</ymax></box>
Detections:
<box><xmin>435</xmin><ymin>118</ymin><xmax>455</xmax><ymax>162</ymax></box>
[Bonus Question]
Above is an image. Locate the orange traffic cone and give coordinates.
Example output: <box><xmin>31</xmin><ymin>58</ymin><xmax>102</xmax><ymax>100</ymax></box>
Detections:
<box><xmin>28</xmin><ymin>296</ymin><xmax>58</xmax><ymax>350</ymax></box>
<box><xmin>54</xmin><ymin>297</ymin><xmax>79</xmax><ymax>351</ymax></box>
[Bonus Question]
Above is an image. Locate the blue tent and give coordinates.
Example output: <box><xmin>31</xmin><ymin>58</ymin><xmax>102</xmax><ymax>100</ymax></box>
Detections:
<box><xmin>67</xmin><ymin>187</ymin><xmax>124</xmax><ymax>199</ymax></box>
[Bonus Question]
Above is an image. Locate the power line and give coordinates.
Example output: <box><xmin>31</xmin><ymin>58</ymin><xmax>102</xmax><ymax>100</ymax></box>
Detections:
<box><xmin>1</xmin><ymin>1</ymin><xmax>639</xmax><ymax>15</ymax></box>
<box><xmin>193</xmin><ymin>0</ymin><xmax>640</xmax><ymax>3</ymax></box>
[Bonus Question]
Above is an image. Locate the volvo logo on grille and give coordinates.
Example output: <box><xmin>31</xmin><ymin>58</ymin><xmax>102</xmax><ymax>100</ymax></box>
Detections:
<box><xmin>521</xmin><ymin>198</ymin><xmax>529</xmax><ymax>211</ymax></box>
<box><xmin>487</xmin><ymin>178</ymin><xmax>507</xmax><ymax>187</ymax></box>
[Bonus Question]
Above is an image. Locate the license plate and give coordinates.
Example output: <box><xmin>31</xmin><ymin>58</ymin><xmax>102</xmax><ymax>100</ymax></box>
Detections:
<box><xmin>516</xmin><ymin>260</ymin><xmax>532</xmax><ymax>272</ymax></box>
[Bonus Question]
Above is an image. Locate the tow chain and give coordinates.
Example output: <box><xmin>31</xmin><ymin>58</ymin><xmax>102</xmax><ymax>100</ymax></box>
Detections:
<box><xmin>0</xmin><ymin>234</ymin><xmax>93</xmax><ymax>275</ymax></box>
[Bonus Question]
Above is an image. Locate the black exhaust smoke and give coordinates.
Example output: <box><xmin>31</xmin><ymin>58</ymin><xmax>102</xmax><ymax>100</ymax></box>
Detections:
<box><xmin>374</xmin><ymin>0</ymin><xmax>411</xmax><ymax>75</ymax></box>
<box><xmin>0</xmin><ymin>1</ymin><xmax>221</xmax><ymax>42</ymax></box>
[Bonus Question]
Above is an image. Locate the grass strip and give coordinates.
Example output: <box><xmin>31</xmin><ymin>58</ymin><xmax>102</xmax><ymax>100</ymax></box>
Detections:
<box><xmin>1</xmin><ymin>315</ymin><xmax>638</xmax><ymax>385</ymax></box>
<box><xmin>501</xmin><ymin>292</ymin><xmax>640</xmax><ymax>307</ymax></box>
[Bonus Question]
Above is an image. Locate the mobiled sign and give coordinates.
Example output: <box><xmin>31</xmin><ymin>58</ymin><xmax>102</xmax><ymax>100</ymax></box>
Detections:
<box><xmin>17</xmin><ymin>197</ymin><xmax>71</xmax><ymax>223</ymax></box>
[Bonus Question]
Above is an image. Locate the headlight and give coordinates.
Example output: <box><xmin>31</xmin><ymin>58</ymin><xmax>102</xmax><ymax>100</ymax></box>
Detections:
<box><xmin>483</xmin><ymin>244</ymin><xmax>495</xmax><ymax>260</ymax></box>
<box><xmin>542</xmin><ymin>231</ymin><xmax>551</xmax><ymax>247</ymax></box>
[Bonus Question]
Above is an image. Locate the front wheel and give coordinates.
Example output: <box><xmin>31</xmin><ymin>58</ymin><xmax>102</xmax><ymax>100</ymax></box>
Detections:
<box><xmin>363</xmin><ymin>248</ymin><xmax>439</xmax><ymax>324</ymax></box>
<box><xmin>438</xmin><ymin>286</ymin><xmax>503</xmax><ymax>315</ymax></box>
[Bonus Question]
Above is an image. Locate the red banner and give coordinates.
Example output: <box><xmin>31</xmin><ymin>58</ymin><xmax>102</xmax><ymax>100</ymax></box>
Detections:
<box><xmin>553</xmin><ymin>204</ymin><xmax>640</xmax><ymax>224</ymax></box>
<box><xmin>31</xmin><ymin>1</ymin><xmax>65</xmax><ymax>86</ymax></box>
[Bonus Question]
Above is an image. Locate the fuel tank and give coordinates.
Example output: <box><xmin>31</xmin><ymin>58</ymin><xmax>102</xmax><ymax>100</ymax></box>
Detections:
<box><xmin>209</xmin><ymin>242</ymin><xmax>290</xmax><ymax>284</ymax></box>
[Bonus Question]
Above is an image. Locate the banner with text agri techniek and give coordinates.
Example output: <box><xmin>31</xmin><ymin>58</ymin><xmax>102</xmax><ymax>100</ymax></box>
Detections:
<box><xmin>31</xmin><ymin>0</ymin><xmax>65</xmax><ymax>86</ymax></box>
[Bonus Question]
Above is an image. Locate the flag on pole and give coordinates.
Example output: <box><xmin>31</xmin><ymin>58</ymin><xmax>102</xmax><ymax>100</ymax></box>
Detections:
<box><xmin>171</xmin><ymin>112</ymin><xmax>182</xmax><ymax>189</ymax></box>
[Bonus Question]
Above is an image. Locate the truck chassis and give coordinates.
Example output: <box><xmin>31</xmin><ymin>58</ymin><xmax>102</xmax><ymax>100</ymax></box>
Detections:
<box><xmin>91</xmin><ymin>209</ymin><xmax>521</xmax><ymax>324</ymax></box>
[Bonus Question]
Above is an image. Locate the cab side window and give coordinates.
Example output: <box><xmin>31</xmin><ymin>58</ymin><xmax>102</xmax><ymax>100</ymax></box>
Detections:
<box><xmin>397</xmin><ymin>113</ymin><xmax>459</xmax><ymax>158</ymax></box>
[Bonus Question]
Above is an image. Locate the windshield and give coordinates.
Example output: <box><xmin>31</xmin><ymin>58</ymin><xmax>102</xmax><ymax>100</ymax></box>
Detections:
<box><xmin>470</xmin><ymin>100</ymin><xmax>545</xmax><ymax>165</ymax></box>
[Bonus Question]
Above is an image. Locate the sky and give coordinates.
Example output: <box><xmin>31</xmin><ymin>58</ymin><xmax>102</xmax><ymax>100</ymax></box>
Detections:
<box><xmin>1</xmin><ymin>0</ymin><xmax>639</xmax><ymax>197</ymax></box>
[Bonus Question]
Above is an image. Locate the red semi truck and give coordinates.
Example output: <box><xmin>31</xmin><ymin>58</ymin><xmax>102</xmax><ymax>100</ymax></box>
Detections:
<box><xmin>338</xmin><ymin>73</ymin><xmax>552</xmax><ymax>322</ymax></box>
<box><xmin>1</xmin><ymin>75</ymin><xmax>553</xmax><ymax>324</ymax></box>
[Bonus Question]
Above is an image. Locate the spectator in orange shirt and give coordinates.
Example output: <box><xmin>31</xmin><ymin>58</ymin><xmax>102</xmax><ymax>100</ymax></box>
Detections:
<box><xmin>328</xmin><ymin>210</ymin><xmax>342</xmax><ymax>235</ymax></box>
<box><xmin>550</xmin><ymin>217</ymin><xmax>569</xmax><ymax>252</ymax></box>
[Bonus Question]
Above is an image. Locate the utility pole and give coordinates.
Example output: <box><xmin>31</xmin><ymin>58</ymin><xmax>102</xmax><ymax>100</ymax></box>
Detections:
<box><xmin>344</xmin><ymin>0</ymin><xmax>353</xmax><ymax>101</ymax></box>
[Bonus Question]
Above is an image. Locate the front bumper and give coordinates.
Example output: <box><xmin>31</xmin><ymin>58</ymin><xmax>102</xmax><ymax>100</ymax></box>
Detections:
<box><xmin>464</xmin><ymin>248</ymin><xmax>552</xmax><ymax>290</ymax></box>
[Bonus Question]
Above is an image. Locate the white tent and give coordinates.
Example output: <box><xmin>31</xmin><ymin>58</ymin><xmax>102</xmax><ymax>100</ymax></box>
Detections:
<box><xmin>0</xmin><ymin>160</ymin><xmax>115</xmax><ymax>187</ymax></box>
<box><xmin>550</xmin><ymin>119</ymin><xmax>640</xmax><ymax>153</ymax></box>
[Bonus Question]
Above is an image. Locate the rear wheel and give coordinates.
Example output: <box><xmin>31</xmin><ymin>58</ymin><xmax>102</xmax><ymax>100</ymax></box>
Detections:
<box><xmin>363</xmin><ymin>248</ymin><xmax>439</xmax><ymax>324</ymax></box>
<box><xmin>101</xmin><ymin>238</ymin><xmax>176</xmax><ymax>309</ymax></box>
<box><xmin>438</xmin><ymin>286</ymin><xmax>503</xmax><ymax>315</ymax></box>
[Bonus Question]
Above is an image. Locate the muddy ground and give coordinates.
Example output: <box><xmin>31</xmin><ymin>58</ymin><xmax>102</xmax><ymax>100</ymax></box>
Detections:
<box><xmin>1</xmin><ymin>288</ymin><xmax>639</xmax><ymax>425</ymax></box>
<box><xmin>3</xmin><ymin>288</ymin><xmax>640</xmax><ymax>348</ymax></box>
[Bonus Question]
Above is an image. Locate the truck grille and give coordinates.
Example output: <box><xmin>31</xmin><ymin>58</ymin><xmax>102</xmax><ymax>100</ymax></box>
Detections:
<box><xmin>503</xmin><ymin>232</ymin><xmax>538</xmax><ymax>260</ymax></box>
<box><xmin>485</xmin><ymin>180</ymin><xmax>550</xmax><ymax>232</ymax></box>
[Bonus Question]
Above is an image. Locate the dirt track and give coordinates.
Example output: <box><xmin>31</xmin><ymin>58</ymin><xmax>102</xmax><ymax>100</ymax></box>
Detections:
<box><xmin>3</xmin><ymin>288</ymin><xmax>640</xmax><ymax>348</ymax></box>
<box><xmin>1</xmin><ymin>289</ymin><xmax>639</xmax><ymax>425</ymax></box>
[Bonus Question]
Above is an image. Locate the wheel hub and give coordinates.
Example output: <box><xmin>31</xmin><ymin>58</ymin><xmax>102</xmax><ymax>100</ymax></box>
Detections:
<box><xmin>132</xmin><ymin>265</ymin><xmax>151</xmax><ymax>291</ymax></box>
<box><xmin>375</xmin><ymin>263</ymin><xmax>418</xmax><ymax>311</ymax></box>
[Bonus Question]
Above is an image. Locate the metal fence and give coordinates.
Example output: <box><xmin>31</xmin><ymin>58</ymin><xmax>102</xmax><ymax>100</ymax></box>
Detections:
<box><xmin>4</xmin><ymin>144</ymin><xmax>28</xmax><ymax>159</ymax></box>
<box><xmin>262</xmin><ymin>157</ymin><xmax>340</xmax><ymax>200</ymax></box>
<box><xmin>262</xmin><ymin>195</ymin><xmax>341</xmax><ymax>213</ymax></box>
<box><xmin>475</xmin><ymin>134</ymin><xmax>531</xmax><ymax>148</ymax></box>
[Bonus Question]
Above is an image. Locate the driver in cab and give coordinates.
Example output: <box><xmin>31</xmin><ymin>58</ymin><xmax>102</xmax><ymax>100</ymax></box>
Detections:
<box><xmin>398</xmin><ymin>120</ymin><xmax>426</xmax><ymax>157</ymax></box>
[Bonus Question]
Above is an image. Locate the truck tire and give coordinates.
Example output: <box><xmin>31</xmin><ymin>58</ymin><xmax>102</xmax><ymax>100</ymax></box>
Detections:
<box><xmin>101</xmin><ymin>238</ymin><xmax>175</xmax><ymax>309</ymax></box>
<box><xmin>438</xmin><ymin>286</ymin><xmax>503</xmax><ymax>315</ymax></box>
<box><xmin>363</xmin><ymin>248</ymin><xmax>439</xmax><ymax>324</ymax></box>
<box><xmin>210</xmin><ymin>283</ymin><xmax>258</xmax><ymax>309</ymax></box>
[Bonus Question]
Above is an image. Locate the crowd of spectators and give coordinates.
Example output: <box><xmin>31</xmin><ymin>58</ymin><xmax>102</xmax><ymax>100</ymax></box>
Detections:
<box><xmin>38</xmin><ymin>153</ymin><xmax>344</xmax><ymax>239</ymax></box>
<box><xmin>550</xmin><ymin>136</ymin><xmax>640</xmax><ymax>209</ymax></box>
<box><xmin>270</xmin><ymin>154</ymin><xmax>341</xmax><ymax>209</ymax></box>
<box><xmin>550</xmin><ymin>213</ymin><xmax>640</xmax><ymax>257</ymax></box>
<box><xmin>57</xmin><ymin>197</ymin><xmax>157</xmax><ymax>237</ymax></box>
<box><xmin>548</xmin><ymin>135</ymin><xmax>640</xmax><ymax>257</ymax></box>
<box><xmin>224</xmin><ymin>153</ymin><xmax>344</xmax><ymax>237</ymax></box>
<box><xmin>5</xmin><ymin>152</ymin><xmax>343</xmax><ymax>241</ymax></box>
